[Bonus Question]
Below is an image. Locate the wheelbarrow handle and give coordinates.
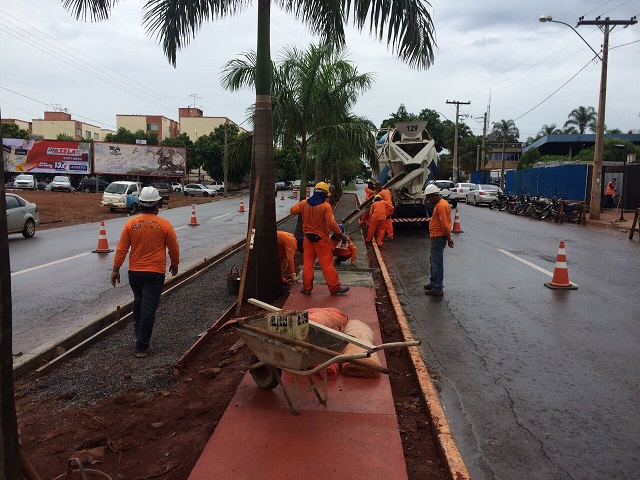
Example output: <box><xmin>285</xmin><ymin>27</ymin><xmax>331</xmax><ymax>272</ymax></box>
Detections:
<box><xmin>237</xmin><ymin>322</ymin><xmax>391</xmax><ymax>375</ymax></box>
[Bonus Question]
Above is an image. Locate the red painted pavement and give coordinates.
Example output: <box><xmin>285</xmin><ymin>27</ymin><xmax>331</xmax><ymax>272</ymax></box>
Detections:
<box><xmin>188</xmin><ymin>284</ymin><xmax>408</xmax><ymax>479</ymax></box>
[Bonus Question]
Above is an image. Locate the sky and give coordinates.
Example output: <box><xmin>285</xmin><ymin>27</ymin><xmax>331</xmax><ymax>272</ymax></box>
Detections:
<box><xmin>1</xmin><ymin>0</ymin><xmax>639</xmax><ymax>142</ymax></box>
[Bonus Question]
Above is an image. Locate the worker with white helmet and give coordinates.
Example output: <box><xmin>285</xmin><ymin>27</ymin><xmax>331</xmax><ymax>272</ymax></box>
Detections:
<box><xmin>424</xmin><ymin>183</ymin><xmax>454</xmax><ymax>296</ymax></box>
<box><xmin>111</xmin><ymin>186</ymin><xmax>180</xmax><ymax>357</ymax></box>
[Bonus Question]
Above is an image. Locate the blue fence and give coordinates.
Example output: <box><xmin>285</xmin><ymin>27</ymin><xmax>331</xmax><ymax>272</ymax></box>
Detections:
<box><xmin>504</xmin><ymin>164</ymin><xmax>588</xmax><ymax>201</ymax></box>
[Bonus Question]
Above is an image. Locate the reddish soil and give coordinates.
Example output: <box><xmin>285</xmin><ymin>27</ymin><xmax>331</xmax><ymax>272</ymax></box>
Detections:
<box><xmin>11</xmin><ymin>191</ymin><xmax>449</xmax><ymax>480</ymax></box>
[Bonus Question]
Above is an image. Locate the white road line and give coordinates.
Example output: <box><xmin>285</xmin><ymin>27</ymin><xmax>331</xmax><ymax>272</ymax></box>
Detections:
<box><xmin>497</xmin><ymin>248</ymin><xmax>579</xmax><ymax>286</ymax></box>
<box><xmin>11</xmin><ymin>252</ymin><xmax>91</xmax><ymax>277</ymax></box>
<box><xmin>210</xmin><ymin>213</ymin><xmax>231</xmax><ymax>221</ymax></box>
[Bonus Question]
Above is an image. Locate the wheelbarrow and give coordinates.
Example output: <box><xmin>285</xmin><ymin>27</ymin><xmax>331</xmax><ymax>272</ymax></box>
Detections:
<box><xmin>234</xmin><ymin>299</ymin><xmax>420</xmax><ymax>414</ymax></box>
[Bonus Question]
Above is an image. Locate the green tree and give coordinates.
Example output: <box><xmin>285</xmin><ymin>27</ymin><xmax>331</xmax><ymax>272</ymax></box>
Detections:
<box><xmin>564</xmin><ymin>106</ymin><xmax>597</xmax><ymax>134</ymax></box>
<box><xmin>491</xmin><ymin>119</ymin><xmax>520</xmax><ymax>189</ymax></box>
<box><xmin>65</xmin><ymin>0</ymin><xmax>437</xmax><ymax>303</ymax></box>
<box><xmin>518</xmin><ymin>148</ymin><xmax>542</xmax><ymax>170</ymax></box>
<box><xmin>56</xmin><ymin>133</ymin><xmax>75</xmax><ymax>141</ymax></box>
<box><xmin>380</xmin><ymin>104</ymin><xmax>417</xmax><ymax>130</ymax></box>
<box><xmin>104</xmin><ymin>127</ymin><xmax>158</xmax><ymax>145</ymax></box>
<box><xmin>0</xmin><ymin>122</ymin><xmax>29</xmax><ymax>139</ymax></box>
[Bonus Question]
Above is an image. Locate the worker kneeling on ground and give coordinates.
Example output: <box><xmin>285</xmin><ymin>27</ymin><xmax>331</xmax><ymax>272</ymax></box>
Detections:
<box><xmin>331</xmin><ymin>224</ymin><xmax>357</xmax><ymax>267</ymax></box>
<box><xmin>277</xmin><ymin>230</ymin><xmax>303</xmax><ymax>283</ymax></box>
<box><xmin>290</xmin><ymin>182</ymin><xmax>350</xmax><ymax>295</ymax></box>
<box><xmin>365</xmin><ymin>195</ymin><xmax>394</xmax><ymax>247</ymax></box>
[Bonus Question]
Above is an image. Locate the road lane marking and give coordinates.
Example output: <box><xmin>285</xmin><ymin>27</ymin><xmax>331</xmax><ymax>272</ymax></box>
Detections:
<box><xmin>497</xmin><ymin>248</ymin><xmax>578</xmax><ymax>287</ymax></box>
<box><xmin>175</xmin><ymin>212</ymin><xmax>231</xmax><ymax>230</ymax></box>
<box><xmin>11</xmin><ymin>252</ymin><xmax>91</xmax><ymax>277</ymax></box>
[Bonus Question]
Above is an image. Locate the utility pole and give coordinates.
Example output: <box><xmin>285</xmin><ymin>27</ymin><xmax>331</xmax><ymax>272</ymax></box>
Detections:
<box><xmin>446</xmin><ymin>100</ymin><xmax>470</xmax><ymax>183</ymax></box>
<box><xmin>576</xmin><ymin>15</ymin><xmax>637</xmax><ymax>219</ymax></box>
<box><xmin>481</xmin><ymin>112</ymin><xmax>487</xmax><ymax>170</ymax></box>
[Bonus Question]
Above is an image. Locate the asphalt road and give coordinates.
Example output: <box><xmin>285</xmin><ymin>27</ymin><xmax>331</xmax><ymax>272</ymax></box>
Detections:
<box><xmin>8</xmin><ymin>192</ymin><xmax>299</xmax><ymax>357</ymax></box>
<box><xmin>381</xmin><ymin>201</ymin><xmax>639</xmax><ymax>479</ymax></box>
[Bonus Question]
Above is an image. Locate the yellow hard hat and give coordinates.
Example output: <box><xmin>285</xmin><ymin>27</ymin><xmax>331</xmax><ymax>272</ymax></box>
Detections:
<box><xmin>314</xmin><ymin>182</ymin><xmax>331</xmax><ymax>196</ymax></box>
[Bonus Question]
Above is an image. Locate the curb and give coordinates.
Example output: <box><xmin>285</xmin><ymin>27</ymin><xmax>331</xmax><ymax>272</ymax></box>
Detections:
<box><xmin>373</xmin><ymin>243</ymin><xmax>471</xmax><ymax>480</ymax></box>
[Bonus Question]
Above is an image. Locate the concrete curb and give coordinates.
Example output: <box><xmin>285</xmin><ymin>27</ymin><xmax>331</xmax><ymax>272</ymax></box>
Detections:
<box><xmin>373</xmin><ymin>243</ymin><xmax>471</xmax><ymax>480</ymax></box>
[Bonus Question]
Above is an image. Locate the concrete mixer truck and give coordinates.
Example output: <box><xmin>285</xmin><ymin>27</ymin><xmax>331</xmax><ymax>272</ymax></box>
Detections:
<box><xmin>342</xmin><ymin>121</ymin><xmax>437</xmax><ymax>228</ymax></box>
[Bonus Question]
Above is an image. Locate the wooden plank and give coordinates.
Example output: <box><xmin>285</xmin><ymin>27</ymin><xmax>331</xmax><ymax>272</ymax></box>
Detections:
<box><xmin>236</xmin><ymin>176</ymin><xmax>261</xmax><ymax>316</ymax></box>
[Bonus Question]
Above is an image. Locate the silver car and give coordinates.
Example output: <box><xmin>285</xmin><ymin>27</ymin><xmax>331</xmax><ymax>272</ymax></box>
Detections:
<box><xmin>50</xmin><ymin>175</ymin><xmax>73</xmax><ymax>192</ymax></box>
<box><xmin>466</xmin><ymin>184</ymin><xmax>501</xmax><ymax>206</ymax></box>
<box><xmin>5</xmin><ymin>193</ymin><xmax>40</xmax><ymax>238</ymax></box>
<box><xmin>183</xmin><ymin>183</ymin><xmax>218</xmax><ymax>197</ymax></box>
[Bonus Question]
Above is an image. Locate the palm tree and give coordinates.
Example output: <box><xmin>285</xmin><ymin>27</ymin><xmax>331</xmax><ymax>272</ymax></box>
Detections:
<box><xmin>564</xmin><ymin>106</ymin><xmax>597</xmax><ymax>134</ymax></box>
<box><xmin>63</xmin><ymin>0</ymin><xmax>436</xmax><ymax>303</ymax></box>
<box><xmin>538</xmin><ymin>123</ymin><xmax>562</xmax><ymax>137</ymax></box>
<box><xmin>491</xmin><ymin>119</ymin><xmax>520</xmax><ymax>189</ymax></box>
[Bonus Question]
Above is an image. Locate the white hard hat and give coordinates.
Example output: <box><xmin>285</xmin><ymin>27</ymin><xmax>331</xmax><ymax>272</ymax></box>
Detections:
<box><xmin>139</xmin><ymin>186</ymin><xmax>162</xmax><ymax>206</ymax></box>
<box><xmin>424</xmin><ymin>184</ymin><xmax>440</xmax><ymax>195</ymax></box>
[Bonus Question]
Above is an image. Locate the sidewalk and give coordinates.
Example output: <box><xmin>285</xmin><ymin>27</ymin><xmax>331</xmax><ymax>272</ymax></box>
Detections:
<box><xmin>585</xmin><ymin>207</ymin><xmax>636</xmax><ymax>232</ymax></box>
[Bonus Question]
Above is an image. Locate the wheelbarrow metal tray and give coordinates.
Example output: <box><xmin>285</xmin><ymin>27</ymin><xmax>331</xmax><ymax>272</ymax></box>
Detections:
<box><xmin>236</xmin><ymin>317</ymin><xmax>348</xmax><ymax>371</ymax></box>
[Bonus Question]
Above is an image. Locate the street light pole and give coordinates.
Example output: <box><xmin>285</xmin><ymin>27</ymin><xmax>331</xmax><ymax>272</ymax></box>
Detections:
<box><xmin>539</xmin><ymin>15</ymin><xmax>636</xmax><ymax>219</ymax></box>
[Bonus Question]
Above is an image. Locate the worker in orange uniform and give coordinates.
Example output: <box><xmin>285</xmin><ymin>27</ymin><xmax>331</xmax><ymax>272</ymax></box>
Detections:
<box><xmin>374</xmin><ymin>181</ymin><xmax>394</xmax><ymax>241</ymax></box>
<box><xmin>423</xmin><ymin>184</ymin><xmax>454</xmax><ymax>296</ymax></box>
<box><xmin>364</xmin><ymin>181</ymin><xmax>376</xmax><ymax>200</ymax></box>
<box><xmin>365</xmin><ymin>195</ymin><xmax>394</xmax><ymax>246</ymax></box>
<box><xmin>290</xmin><ymin>182</ymin><xmax>350</xmax><ymax>295</ymax></box>
<box><xmin>331</xmin><ymin>224</ymin><xmax>357</xmax><ymax>267</ymax></box>
<box><xmin>277</xmin><ymin>231</ymin><xmax>302</xmax><ymax>283</ymax></box>
<box><xmin>604</xmin><ymin>177</ymin><xmax>617</xmax><ymax>209</ymax></box>
<box><xmin>111</xmin><ymin>187</ymin><xmax>180</xmax><ymax>358</ymax></box>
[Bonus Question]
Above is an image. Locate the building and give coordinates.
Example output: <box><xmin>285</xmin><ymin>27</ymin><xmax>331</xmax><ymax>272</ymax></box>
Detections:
<box><xmin>522</xmin><ymin>133</ymin><xmax>640</xmax><ymax>157</ymax></box>
<box><xmin>116</xmin><ymin>114</ymin><xmax>180</xmax><ymax>142</ymax></box>
<box><xmin>484</xmin><ymin>141</ymin><xmax>522</xmax><ymax>170</ymax></box>
<box><xmin>178</xmin><ymin>107</ymin><xmax>246</xmax><ymax>140</ymax></box>
<box><xmin>31</xmin><ymin>111</ymin><xmax>105</xmax><ymax>141</ymax></box>
<box><xmin>1</xmin><ymin>118</ymin><xmax>32</xmax><ymax>134</ymax></box>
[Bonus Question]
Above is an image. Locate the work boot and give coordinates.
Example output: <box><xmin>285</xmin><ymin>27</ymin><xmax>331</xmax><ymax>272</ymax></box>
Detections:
<box><xmin>425</xmin><ymin>289</ymin><xmax>443</xmax><ymax>296</ymax></box>
<box><xmin>330</xmin><ymin>286</ymin><xmax>349</xmax><ymax>295</ymax></box>
<box><xmin>383</xmin><ymin>237</ymin><xmax>393</xmax><ymax>242</ymax></box>
<box><xmin>423</xmin><ymin>284</ymin><xmax>432</xmax><ymax>291</ymax></box>
<box><xmin>300</xmin><ymin>289</ymin><xmax>312</xmax><ymax>295</ymax></box>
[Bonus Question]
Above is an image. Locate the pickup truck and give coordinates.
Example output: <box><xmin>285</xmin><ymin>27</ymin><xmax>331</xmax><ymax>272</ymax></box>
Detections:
<box><xmin>101</xmin><ymin>181</ymin><xmax>142</xmax><ymax>212</ymax></box>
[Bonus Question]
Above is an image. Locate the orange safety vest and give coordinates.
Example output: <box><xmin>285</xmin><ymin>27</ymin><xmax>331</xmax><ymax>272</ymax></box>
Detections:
<box><xmin>605</xmin><ymin>182</ymin><xmax>616</xmax><ymax>196</ymax></box>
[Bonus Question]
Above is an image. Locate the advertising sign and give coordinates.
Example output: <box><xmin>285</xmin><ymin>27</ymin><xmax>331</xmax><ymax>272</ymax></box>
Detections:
<box><xmin>3</xmin><ymin>138</ymin><xmax>91</xmax><ymax>174</ymax></box>
<box><xmin>94</xmin><ymin>143</ymin><xmax>186</xmax><ymax>177</ymax></box>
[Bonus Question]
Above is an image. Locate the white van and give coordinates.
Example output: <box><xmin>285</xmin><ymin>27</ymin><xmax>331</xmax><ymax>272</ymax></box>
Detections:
<box><xmin>101</xmin><ymin>181</ymin><xmax>142</xmax><ymax>212</ymax></box>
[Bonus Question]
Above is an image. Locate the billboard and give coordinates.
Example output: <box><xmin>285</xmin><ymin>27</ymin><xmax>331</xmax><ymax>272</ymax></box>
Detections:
<box><xmin>94</xmin><ymin>143</ymin><xmax>186</xmax><ymax>177</ymax></box>
<box><xmin>3</xmin><ymin>138</ymin><xmax>91</xmax><ymax>174</ymax></box>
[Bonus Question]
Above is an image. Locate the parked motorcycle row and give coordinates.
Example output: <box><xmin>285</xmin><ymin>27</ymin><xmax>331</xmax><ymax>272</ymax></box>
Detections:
<box><xmin>488</xmin><ymin>192</ymin><xmax>584</xmax><ymax>223</ymax></box>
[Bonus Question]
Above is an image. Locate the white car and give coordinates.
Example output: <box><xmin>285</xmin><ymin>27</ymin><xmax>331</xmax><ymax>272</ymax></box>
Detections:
<box><xmin>14</xmin><ymin>174</ymin><xmax>35</xmax><ymax>190</ymax></box>
<box><xmin>452</xmin><ymin>182</ymin><xmax>476</xmax><ymax>201</ymax></box>
<box><xmin>205</xmin><ymin>181</ymin><xmax>225</xmax><ymax>193</ymax></box>
<box><xmin>183</xmin><ymin>183</ymin><xmax>218</xmax><ymax>197</ymax></box>
<box><xmin>50</xmin><ymin>175</ymin><xmax>73</xmax><ymax>192</ymax></box>
<box><xmin>171</xmin><ymin>182</ymin><xmax>183</xmax><ymax>193</ymax></box>
<box><xmin>465</xmin><ymin>184</ymin><xmax>501</xmax><ymax>206</ymax></box>
<box><xmin>5</xmin><ymin>193</ymin><xmax>40</xmax><ymax>238</ymax></box>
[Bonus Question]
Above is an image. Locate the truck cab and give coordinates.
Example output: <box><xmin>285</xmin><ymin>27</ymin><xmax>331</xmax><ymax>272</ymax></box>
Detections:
<box><xmin>101</xmin><ymin>181</ymin><xmax>142</xmax><ymax>212</ymax></box>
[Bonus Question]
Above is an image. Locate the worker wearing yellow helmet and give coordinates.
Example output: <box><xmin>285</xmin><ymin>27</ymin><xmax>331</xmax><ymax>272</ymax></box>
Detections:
<box><xmin>289</xmin><ymin>181</ymin><xmax>349</xmax><ymax>295</ymax></box>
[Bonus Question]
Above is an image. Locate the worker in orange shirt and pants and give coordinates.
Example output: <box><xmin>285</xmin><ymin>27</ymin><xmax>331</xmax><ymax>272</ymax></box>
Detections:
<box><xmin>290</xmin><ymin>182</ymin><xmax>350</xmax><ymax>295</ymax></box>
<box><xmin>374</xmin><ymin>181</ymin><xmax>394</xmax><ymax>241</ymax></box>
<box><xmin>364</xmin><ymin>181</ymin><xmax>376</xmax><ymax>200</ymax></box>
<box><xmin>331</xmin><ymin>224</ymin><xmax>357</xmax><ymax>267</ymax></box>
<box><xmin>366</xmin><ymin>195</ymin><xmax>394</xmax><ymax>246</ymax></box>
<box><xmin>277</xmin><ymin>231</ymin><xmax>301</xmax><ymax>283</ymax></box>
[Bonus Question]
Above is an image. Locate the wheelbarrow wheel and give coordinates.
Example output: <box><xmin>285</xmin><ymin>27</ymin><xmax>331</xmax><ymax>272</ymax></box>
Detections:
<box><xmin>249</xmin><ymin>354</ymin><xmax>280</xmax><ymax>390</ymax></box>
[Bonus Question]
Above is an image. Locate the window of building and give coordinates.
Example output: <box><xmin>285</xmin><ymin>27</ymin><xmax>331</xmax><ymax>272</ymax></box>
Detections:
<box><xmin>147</xmin><ymin>123</ymin><xmax>159</xmax><ymax>131</ymax></box>
<box><xmin>94</xmin><ymin>133</ymin><xmax>99</xmax><ymax>140</ymax></box>
<box><xmin>76</xmin><ymin>128</ymin><xmax>82</xmax><ymax>136</ymax></box>
<box><xmin>85</xmin><ymin>130</ymin><xmax>91</xmax><ymax>138</ymax></box>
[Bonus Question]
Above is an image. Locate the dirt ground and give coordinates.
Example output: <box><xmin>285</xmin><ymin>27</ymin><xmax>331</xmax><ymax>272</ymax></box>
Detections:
<box><xmin>11</xmin><ymin>191</ymin><xmax>449</xmax><ymax>480</ymax></box>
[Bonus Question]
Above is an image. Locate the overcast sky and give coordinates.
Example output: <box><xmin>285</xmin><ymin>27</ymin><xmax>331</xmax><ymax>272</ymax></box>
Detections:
<box><xmin>1</xmin><ymin>0</ymin><xmax>639</xmax><ymax>142</ymax></box>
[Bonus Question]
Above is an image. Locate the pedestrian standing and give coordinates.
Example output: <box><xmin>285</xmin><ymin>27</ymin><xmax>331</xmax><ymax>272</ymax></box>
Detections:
<box><xmin>111</xmin><ymin>187</ymin><xmax>180</xmax><ymax>357</ymax></box>
<box><xmin>604</xmin><ymin>178</ymin><xmax>617</xmax><ymax>209</ymax></box>
<box><xmin>290</xmin><ymin>182</ymin><xmax>349</xmax><ymax>295</ymax></box>
<box><xmin>423</xmin><ymin>184</ymin><xmax>454</xmax><ymax>296</ymax></box>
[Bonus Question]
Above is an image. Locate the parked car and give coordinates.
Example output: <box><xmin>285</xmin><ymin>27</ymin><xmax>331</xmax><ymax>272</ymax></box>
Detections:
<box><xmin>101</xmin><ymin>181</ymin><xmax>142</xmax><ymax>212</ymax></box>
<box><xmin>284</xmin><ymin>181</ymin><xmax>294</xmax><ymax>189</ymax></box>
<box><xmin>275</xmin><ymin>182</ymin><xmax>286</xmax><ymax>191</ymax></box>
<box><xmin>452</xmin><ymin>182</ymin><xmax>476</xmax><ymax>201</ymax></box>
<box><xmin>355</xmin><ymin>179</ymin><xmax>365</xmax><ymax>185</ymax></box>
<box><xmin>5</xmin><ymin>193</ymin><xmax>39</xmax><ymax>238</ymax></box>
<box><xmin>204</xmin><ymin>181</ymin><xmax>225</xmax><ymax>193</ymax></box>
<box><xmin>183</xmin><ymin>183</ymin><xmax>218</xmax><ymax>197</ymax></box>
<box><xmin>465</xmin><ymin>184</ymin><xmax>502</xmax><ymax>206</ymax></box>
<box><xmin>50</xmin><ymin>175</ymin><xmax>73</xmax><ymax>192</ymax></box>
<box><xmin>78</xmin><ymin>178</ymin><xmax>109</xmax><ymax>192</ymax></box>
<box><xmin>14</xmin><ymin>174</ymin><xmax>35</xmax><ymax>190</ymax></box>
<box><xmin>425</xmin><ymin>180</ymin><xmax>457</xmax><ymax>208</ymax></box>
<box><xmin>170</xmin><ymin>182</ymin><xmax>183</xmax><ymax>193</ymax></box>
<box><xmin>148</xmin><ymin>182</ymin><xmax>171</xmax><ymax>200</ymax></box>
<box><xmin>4</xmin><ymin>182</ymin><xmax>15</xmax><ymax>189</ymax></box>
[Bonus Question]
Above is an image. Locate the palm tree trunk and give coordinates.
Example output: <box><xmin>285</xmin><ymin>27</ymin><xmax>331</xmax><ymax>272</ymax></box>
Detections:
<box><xmin>243</xmin><ymin>0</ymin><xmax>283</xmax><ymax>302</ymax></box>
<box><xmin>0</xmin><ymin>113</ymin><xmax>21</xmax><ymax>478</ymax></box>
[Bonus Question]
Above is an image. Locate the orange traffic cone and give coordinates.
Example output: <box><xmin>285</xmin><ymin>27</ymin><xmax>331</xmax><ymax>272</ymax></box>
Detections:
<box><xmin>238</xmin><ymin>199</ymin><xmax>246</xmax><ymax>213</ymax></box>
<box><xmin>544</xmin><ymin>241</ymin><xmax>577</xmax><ymax>290</ymax></box>
<box><xmin>280</xmin><ymin>192</ymin><xmax>285</xmax><ymax>201</ymax></box>
<box><xmin>92</xmin><ymin>221</ymin><xmax>113</xmax><ymax>253</ymax></box>
<box><xmin>189</xmin><ymin>205</ymin><xmax>199</xmax><ymax>226</ymax></box>
<box><xmin>452</xmin><ymin>209</ymin><xmax>464</xmax><ymax>233</ymax></box>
